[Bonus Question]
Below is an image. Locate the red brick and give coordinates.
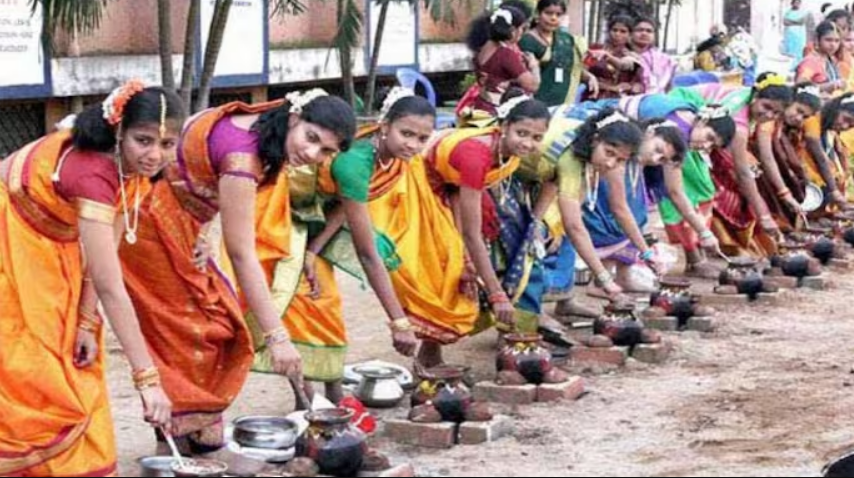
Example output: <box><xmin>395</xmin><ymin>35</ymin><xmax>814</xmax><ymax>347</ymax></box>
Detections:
<box><xmin>830</xmin><ymin>259</ymin><xmax>853</xmax><ymax>271</ymax></box>
<box><xmin>472</xmin><ymin>382</ymin><xmax>537</xmax><ymax>406</ymax></box>
<box><xmin>643</xmin><ymin>315</ymin><xmax>679</xmax><ymax>332</ymax></box>
<box><xmin>570</xmin><ymin>346</ymin><xmax>628</xmax><ymax>367</ymax></box>
<box><xmin>801</xmin><ymin>276</ymin><xmax>828</xmax><ymax>290</ymax></box>
<box><xmin>699</xmin><ymin>293</ymin><xmax>750</xmax><ymax>307</ymax></box>
<box><xmin>536</xmin><ymin>376</ymin><xmax>585</xmax><ymax>403</ymax></box>
<box><xmin>631</xmin><ymin>342</ymin><xmax>672</xmax><ymax>364</ymax></box>
<box><xmin>686</xmin><ymin>316</ymin><xmax>717</xmax><ymax>333</ymax></box>
<box><xmin>458</xmin><ymin>415</ymin><xmax>513</xmax><ymax>445</ymax></box>
<box><xmin>764</xmin><ymin>276</ymin><xmax>800</xmax><ymax>290</ymax></box>
<box><xmin>383</xmin><ymin>420</ymin><xmax>456</xmax><ymax>449</ymax></box>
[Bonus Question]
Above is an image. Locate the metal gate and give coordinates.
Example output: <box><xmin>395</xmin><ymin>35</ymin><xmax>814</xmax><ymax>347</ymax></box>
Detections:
<box><xmin>0</xmin><ymin>102</ymin><xmax>45</xmax><ymax>159</ymax></box>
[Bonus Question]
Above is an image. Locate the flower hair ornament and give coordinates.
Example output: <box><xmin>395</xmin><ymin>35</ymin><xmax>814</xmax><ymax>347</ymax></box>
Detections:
<box><xmin>496</xmin><ymin>95</ymin><xmax>531</xmax><ymax>120</ymax></box>
<box><xmin>755</xmin><ymin>73</ymin><xmax>787</xmax><ymax>91</ymax></box>
<box><xmin>286</xmin><ymin>88</ymin><xmax>329</xmax><ymax>115</ymax></box>
<box><xmin>797</xmin><ymin>84</ymin><xmax>821</xmax><ymax>99</ymax></box>
<box><xmin>699</xmin><ymin>104</ymin><xmax>730</xmax><ymax>121</ymax></box>
<box><xmin>102</xmin><ymin>79</ymin><xmax>146</xmax><ymax>126</ymax></box>
<box><xmin>491</xmin><ymin>8</ymin><xmax>513</xmax><ymax>25</ymax></box>
<box><xmin>596</xmin><ymin>110</ymin><xmax>630</xmax><ymax>130</ymax></box>
<box><xmin>379</xmin><ymin>87</ymin><xmax>416</xmax><ymax>121</ymax></box>
<box><xmin>842</xmin><ymin>94</ymin><xmax>854</xmax><ymax>105</ymax></box>
<box><xmin>647</xmin><ymin>120</ymin><xmax>679</xmax><ymax>133</ymax></box>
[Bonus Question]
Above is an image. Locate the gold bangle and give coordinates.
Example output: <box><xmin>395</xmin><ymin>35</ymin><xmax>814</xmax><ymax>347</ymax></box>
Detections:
<box><xmin>135</xmin><ymin>377</ymin><xmax>161</xmax><ymax>392</ymax></box>
<box><xmin>132</xmin><ymin>367</ymin><xmax>161</xmax><ymax>391</ymax></box>
<box><xmin>78</xmin><ymin>310</ymin><xmax>102</xmax><ymax>333</ymax></box>
<box><xmin>263</xmin><ymin>327</ymin><xmax>291</xmax><ymax>347</ymax></box>
<box><xmin>389</xmin><ymin>318</ymin><xmax>414</xmax><ymax>333</ymax></box>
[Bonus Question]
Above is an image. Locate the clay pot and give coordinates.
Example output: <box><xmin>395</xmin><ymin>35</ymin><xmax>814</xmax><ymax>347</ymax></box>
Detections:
<box><xmin>496</xmin><ymin>334</ymin><xmax>555</xmax><ymax>385</ymax></box>
<box><xmin>410</xmin><ymin>365</ymin><xmax>473</xmax><ymax>423</ymax></box>
<box><xmin>296</xmin><ymin>408</ymin><xmax>367</xmax><ymax>478</ymax></box>
<box><xmin>650</xmin><ymin>277</ymin><xmax>699</xmax><ymax>326</ymax></box>
<box><xmin>775</xmin><ymin>242</ymin><xmax>816</xmax><ymax>278</ymax></box>
<box><xmin>594</xmin><ymin>302</ymin><xmax>644</xmax><ymax>347</ymax></box>
<box><xmin>719</xmin><ymin>257</ymin><xmax>764</xmax><ymax>300</ymax></box>
<box><xmin>805</xmin><ymin>226</ymin><xmax>837</xmax><ymax>265</ymax></box>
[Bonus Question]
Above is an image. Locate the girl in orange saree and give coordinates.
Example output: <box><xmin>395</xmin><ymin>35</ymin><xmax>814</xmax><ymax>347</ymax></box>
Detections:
<box><xmin>119</xmin><ymin>91</ymin><xmax>357</xmax><ymax>452</ymax></box>
<box><xmin>0</xmin><ymin>83</ymin><xmax>180</xmax><ymax>477</ymax></box>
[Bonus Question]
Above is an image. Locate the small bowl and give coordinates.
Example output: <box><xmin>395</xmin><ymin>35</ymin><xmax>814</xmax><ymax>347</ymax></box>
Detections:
<box><xmin>802</xmin><ymin>183</ymin><xmax>824</xmax><ymax>213</ymax></box>
<box><xmin>232</xmin><ymin>416</ymin><xmax>299</xmax><ymax>450</ymax></box>
<box><xmin>171</xmin><ymin>458</ymin><xmax>229</xmax><ymax>478</ymax></box>
<box><xmin>138</xmin><ymin>456</ymin><xmax>177</xmax><ymax>477</ymax></box>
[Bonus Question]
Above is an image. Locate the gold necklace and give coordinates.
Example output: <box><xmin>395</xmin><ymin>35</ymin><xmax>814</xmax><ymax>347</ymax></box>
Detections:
<box><xmin>373</xmin><ymin>136</ymin><xmax>395</xmax><ymax>172</ymax></box>
<box><xmin>117</xmin><ymin>155</ymin><xmax>141</xmax><ymax>245</ymax></box>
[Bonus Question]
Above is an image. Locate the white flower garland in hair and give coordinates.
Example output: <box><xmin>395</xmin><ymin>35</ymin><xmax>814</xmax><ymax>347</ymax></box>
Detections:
<box><xmin>496</xmin><ymin>95</ymin><xmax>530</xmax><ymax>120</ymax></box>
<box><xmin>379</xmin><ymin>87</ymin><xmax>416</xmax><ymax>121</ymax></box>
<box><xmin>286</xmin><ymin>88</ymin><xmax>329</xmax><ymax>115</ymax></box>
<box><xmin>596</xmin><ymin>111</ymin><xmax>629</xmax><ymax>130</ymax></box>
<box><xmin>491</xmin><ymin>8</ymin><xmax>513</xmax><ymax>25</ymax></box>
<box><xmin>842</xmin><ymin>95</ymin><xmax>854</xmax><ymax>105</ymax></box>
<box><xmin>647</xmin><ymin>120</ymin><xmax>679</xmax><ymax>133</ymax></box>
<box><xmin>101</xmin><ymin>79</ymin><xmax>146</xmax><ymax>126</ymax></box>
<box><xmin>797</xmin><ymin>85</ymin><xmax>821</xmax><ymax>99</ymax></box>
<box><xmin>699</xmin><ymin>105</ymin><xmax>729</xmax><ymax>121</ymax></box>
<box><xmin>55</xmin><ymin>114</ymin><xmax>78</xmax><ymax>131</ymax></box>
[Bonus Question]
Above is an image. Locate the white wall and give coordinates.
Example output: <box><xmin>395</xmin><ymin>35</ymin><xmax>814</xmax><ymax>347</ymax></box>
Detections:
<box><xmin>663</xmin><ymin>0</ymin><xmax>726</xmax><ymax>54</ymax></box>
<box><xmin>51</xmin><ymin>43</ymin><xmax>470</xmax><ymax>98</ymax></box>
<box><xmin>751</xmin><ymin>0</ymin><xmax>787</xmax><ymax>57</ymax></box>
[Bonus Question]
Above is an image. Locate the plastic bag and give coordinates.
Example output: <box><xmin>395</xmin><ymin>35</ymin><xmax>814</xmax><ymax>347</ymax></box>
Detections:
<box><xmin>652</xmin><ymin>242</ymin><xmax>680</xmax><ymax>276</ymax></box>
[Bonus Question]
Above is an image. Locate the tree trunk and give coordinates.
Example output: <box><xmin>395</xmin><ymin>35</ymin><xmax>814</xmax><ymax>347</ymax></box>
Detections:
<box><xmin>196</xmin><ymin>0</ymin><xmax>234</xmax><ymax>112</ymax></box>
<box><xmin>663</xmin><ymin>0</ymin><xmax>675</xmax><ymax>51</ymax></box>
<box><xmin>595</xmin><ymin>0</ymin><xmax>608</xmax><ymax>43</ymax></box>
<box><xmin>158</xmin><ymin>0</ymin><xmax>176</xmax><ymax>89</ymax></box>
<box><xmin>365</xmin><ymin>0</ymin><xmax>391</xmax><ymax>114</ymax></box>
<box><xmin>653</xmin><ymin>0</ymin><xmax>661</xmax><ymax>47</ymax></box>
<box><xmin>180</xmin><ymin>0</ymin><xmax>201</xmax><ymax>116</ymax></box>
<box><xmin>587</xmin><ymin>0</ymin><xmax>599</xmax><ymax>44</ymax></box>
<box><xmin>338</xmin><ymin>0</ymin><xmax>357</xmax><ymax>108</ymax></box>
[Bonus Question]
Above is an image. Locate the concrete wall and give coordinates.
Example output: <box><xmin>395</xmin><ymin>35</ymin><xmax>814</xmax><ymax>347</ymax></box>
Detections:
<box><xmin>51</xmin><ymin>43</ymin><xmax>470</xmax><ymax>97</ymax></box>
<box><xmin>54</xmin><ymin>0</ymin><xmax>481</xmax><ymax>56</ymax></box>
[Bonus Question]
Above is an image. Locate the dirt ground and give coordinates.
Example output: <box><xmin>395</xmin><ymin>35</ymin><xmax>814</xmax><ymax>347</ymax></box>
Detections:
<box><xmin>109</xmin><ymin>259</ymin><xmax>854</xmax><ymax>477</ymax></box>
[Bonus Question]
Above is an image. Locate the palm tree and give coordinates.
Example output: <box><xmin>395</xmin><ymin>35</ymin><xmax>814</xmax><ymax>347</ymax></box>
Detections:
<box><xmin>334</xmin><ymin>0</ymin><xmax>363</xmax><ymax>108</ymax></box>
<box><xmin>34</xmin><ymin>0</ymin><xmax>306</xmax><ymax>113</ymax></box>
<box><xmin>31</xmin><ymin>0</ymin><xmax>113</xmax><ymax>50</ymax></box>
<box><xmin>195</xmin><ymin>0</ymin><xmax>306</xmax><ymax>111</ymax></box>
<box><xmin>364</xmin><ymin>0</ymin><xmax>391</xmax><ymax>114</ymax></box>
<box><xmin>179</xmin><ymin>0</ymin><xmax>201</xmax><ymax>115</ymax></box>
<box><xmin>158</xmin><ymin>0</ymin><xmax>175</xmax><ymax>90</ymax></box>
<box><xmin>360</xmin><ymin>0</ymin><xmax>471</xmax><ymax>114</ymax></box>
